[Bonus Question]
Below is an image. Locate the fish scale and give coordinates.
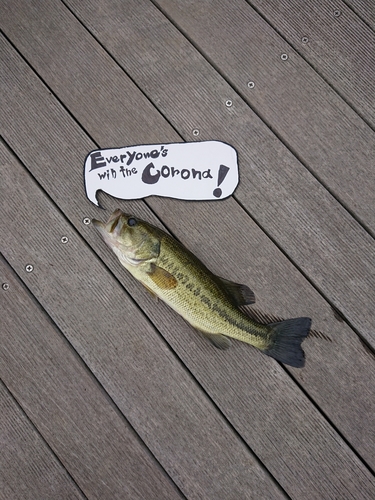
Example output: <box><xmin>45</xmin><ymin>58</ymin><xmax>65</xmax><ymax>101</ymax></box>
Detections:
<box><xmin>156</xmin><ymin>236</ymin><xmax>271</xmax><ymax>349</ymax></box>
<box><xmin>93</xmin><ymin>210</ymin><xmax>311</xmax><ymax>367</ymax></box>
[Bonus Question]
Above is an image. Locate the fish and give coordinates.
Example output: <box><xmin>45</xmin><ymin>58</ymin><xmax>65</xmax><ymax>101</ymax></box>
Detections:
<box><xmin>93</xmin><ymin>209</ymin><xmax>311</xmax><ymax>367</ymax></box>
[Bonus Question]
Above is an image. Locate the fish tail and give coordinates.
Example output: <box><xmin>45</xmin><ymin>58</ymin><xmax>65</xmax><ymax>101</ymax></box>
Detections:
<box><xmin>263</xmin><ymin>317</ymin><xmax>311</xmax><ymax>368</ymax></box>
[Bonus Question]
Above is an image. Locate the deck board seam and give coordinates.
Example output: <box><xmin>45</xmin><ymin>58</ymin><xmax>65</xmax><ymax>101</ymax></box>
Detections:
<box><xmin>0</xmin><ymin>28</ymin><xmax>99</xmax><ymax>147</ymax></box>
<box><xmin>233</xmin><ymin>196</ymin><xmax>375</xmax><ymax>358</ymax></box>
<box><xmin>1</xmin><ymin>249</ymin><xmax>189</xmax><ymax>499</ymax></box>
<box><xmin>342</xmin><ymin>0</ymin><xmax>375</xmax><ymax>30</ymax></box>
<box><xmin>0</xmin><ymin>377</ymin><xmax>90</xmax><ymax>500</ymax></box>
<box><xmin>4</xmin><ymin>5</ymin><xmax>374</xmax><ymax>241</ymax></box>
<box><xmin>0</xmin><ymin>189</ymin><xmax>286</xmax><ymax>498</ymax></box>
<box><xmin>3</xmin><ymin>31</ymin><xmax>371</xmax><ymax>342</ymax></box>
<box><xmin>3</xmin><ymin>10</ymin><xmax>374</xmax><ymax>245</ymax></box>
<box><xmin>280</xmin><ymin>360</ymin><xmax>375</xmax><ymax>478</ymax></box>
<box><xmin>2</xmin><ymin>19</ymin><xmax>374</xmax><ymax>350</ymax></box>
<box><xmin>2</xmin><ymin>2</ymin><xmax>375</xmax><ymax>496</ymax></box>
<box><xmin>3</xmin><ymin>135</ymin><xmax>375</xmax><ymax>487</ymax></box>
<box><xmin>148</xmin><ymin>1</ymin><xmax>375</xmax><ymax>238</ymax></box>
<box><xmin>244</xmin><ymin>0</ymin><xmax>375</xmax><ymax>132</ymax></box>
<box><xmin>60</xmin><ymin>0</ymin><xmax>186</xmax><ymax>144</ymax></box>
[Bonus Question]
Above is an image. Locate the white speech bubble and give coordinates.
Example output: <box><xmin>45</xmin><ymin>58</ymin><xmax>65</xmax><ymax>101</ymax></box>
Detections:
<box><xmin>84</xmin><ymin>141</ymin><xmax>238</xmax><ymax>206</ymax></box>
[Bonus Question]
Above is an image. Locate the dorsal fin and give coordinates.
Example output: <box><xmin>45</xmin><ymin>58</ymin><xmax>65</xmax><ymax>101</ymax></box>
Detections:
<box><xmin>201</xmin><ymin>331</ymin><xmax>232</xmax><ymax>349</ymax></box>
<box><xmin>216</xmin><ymin>277</ymin><xmax>256</xmax><ymax>305</ymax></box>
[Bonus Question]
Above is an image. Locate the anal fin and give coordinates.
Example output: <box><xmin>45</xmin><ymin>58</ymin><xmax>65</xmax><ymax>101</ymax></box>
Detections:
<box><xmin>201</xmin><ymin>332</ymin><xmax>232</xmax><ymax>350</ymax></box>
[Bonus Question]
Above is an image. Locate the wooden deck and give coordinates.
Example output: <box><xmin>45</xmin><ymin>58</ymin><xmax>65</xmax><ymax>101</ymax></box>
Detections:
<box><xmin>1</xmin><ymin>1</ymin><xmax>375</xmax><ymax>498</ymax></box>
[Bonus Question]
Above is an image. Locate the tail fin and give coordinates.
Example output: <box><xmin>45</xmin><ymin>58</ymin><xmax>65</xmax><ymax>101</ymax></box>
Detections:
<box><xmin>263</xmin><ymin>317</ymin><xmax>311</xmax><ymax>368</ymax></box>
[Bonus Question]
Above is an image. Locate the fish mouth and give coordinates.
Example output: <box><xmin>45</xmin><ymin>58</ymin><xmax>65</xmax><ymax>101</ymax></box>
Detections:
<box><xmin>92</xmin><ymin>208</ymin><xmax>123</xmax><ymax>233</ymax></box>
<box><xmin>108</xmin><ymin>214</ymin><xmax>122</xmax><ymax>234</ymax></box>
<box><xmin>107</xmin><ymin>208</ymin><xmax>123</xmax><ymax>226</ymax></box>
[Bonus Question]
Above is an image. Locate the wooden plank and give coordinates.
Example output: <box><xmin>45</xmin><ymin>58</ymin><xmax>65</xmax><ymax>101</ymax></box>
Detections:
<box><xmin>4</xmin><ymin>0</ymin><xmax>373</xmax><ymax>347</ymax></box>
<box><xmin>0</xmin><ymin>381</ymin><xmax>85</xmax><ymax>500</ymax></box>
<box><xmin>3</xmin><ymin>0</ymin><xmax>374</xmax><ymax>234</ymax></box>
<box><xmin>345</xmin><ymin>0</ymin><xmax>375</xmax><ymax>28</ymax></box>
<box><xmin>0</xmin><ymin>257</ymin><xmax>184</xmax><ymax>500</ymax></box>
<box><xmin>1</xmin><ymin>42</ymin><xmax>375</xmax><ymax>500</ymax></box>
<box><xmin>248</xmin><ymin>0</ymin><xmax>375</xmax><ymax>127</ymax></box>
<box><xmin>0</xmin><ymin>144</ymin><xmax>285</xmax><ymax>499</ymax></box>
<box><xmin>116</xmin><ymin>0</ymin><xmax>375</xmax><ymax>233</ymax></box>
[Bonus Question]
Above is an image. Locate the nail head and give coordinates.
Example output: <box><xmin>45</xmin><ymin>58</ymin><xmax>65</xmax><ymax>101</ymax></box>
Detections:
<box><xmin>2</xmin><ymin>283</ymin><xmax>10</xmax><ymax>291</ymax></box>
<box><xmin>301</xmin><ymin>36</ymin><xmax>309</xmax><ymax>44</ymax></box>
<box><xmin>83</xmin><ymin>217</ymin><xmax>91</xmax><ymax>225</ymax></box>
<box><xmin>61</xmin><ymin>236</ymin><xmax>69</xmax><ymax>244</ymax></box>
<box><xmin>225</xmin><ymin>100</ymin><xmax>233</xmax><ymax>107</ymax></box>
<box><xmin>247</xmin><ymin>81</ymin><xmax>255</xmax><ymax>88</ymax></box>
<box><xmin>281</xmin><ymin>53</ymin><xmax>288</xmax><ymax>61</ymax></box>
<box><xmin>25</xmin><ymin>264</ymin><xmax>34</xmax><ymax>273</ymax></box>
<box><xmin>192</xmin><ymin>129</ymin><xmax>200</xmax><ymax>136</ymax></box>
<box><xmin>333</xmin><ymin>9</ymin><xmax>341</xmax><ymax>17</ymax></box>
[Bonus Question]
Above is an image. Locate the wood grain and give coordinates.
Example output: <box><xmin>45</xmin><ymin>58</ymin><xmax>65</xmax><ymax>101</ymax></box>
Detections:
<box><xmin>249</xmin><ymin>0</ymin><xmax>375</xmax><ymax>126</ymax></box>
<box><xmin>2</xmin><ymin>81</ymin><xmax>375</xmax><ymax>499</ymax></box>
<box><xmin>146</xmin><ymin>0</ymin><xmax>374</xmax><ymax>232</ymax></box>
<box><xmin>345</xmin><ymin>0</ymin><xmax>375</xmax><ymax>28</ymax></box>
<box><xmin>0</xmin><ymin>142</ymin><xmax>285</xmax><ymax>499</ymax></box>
<box><xmin>1</xmin><ymin>2</ymin><xmax>375</xmax><ymax>497</ymax></box>
<box><xmin>49</xmin><ymin>0</ymin><xmax>375</xmax><ymax>340</ymax></box>
<box><xmin>0</xmin><ymin>381</ymin><xmax>85</xmax><ymax>500</ymax></box>
<box><xmin>0</xmin><ymin>258</ymin><xmax>184</xmax><ymax>500</ymax></box>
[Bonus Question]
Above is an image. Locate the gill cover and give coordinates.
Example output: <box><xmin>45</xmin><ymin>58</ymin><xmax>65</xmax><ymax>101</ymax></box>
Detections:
<box><xmin>93</xmin><ymin>210</ymin><xmax>161</xmax><ymax>264</ymax></box>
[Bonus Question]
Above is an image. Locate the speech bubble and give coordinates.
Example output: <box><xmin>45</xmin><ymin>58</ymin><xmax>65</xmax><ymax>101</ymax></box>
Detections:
<box><xmin>84</xmin><ymin>141</ymin><xmax>239</xmax><ymax>206</ymax></box>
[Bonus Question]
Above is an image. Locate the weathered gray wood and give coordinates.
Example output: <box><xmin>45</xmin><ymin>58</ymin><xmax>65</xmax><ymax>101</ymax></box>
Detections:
<box><xmin>1</xmin><ymin>45</ymin><xmax>375</xmax><ymax>500</ymax></box>
<box><xmin>0</xmin><ymin>143</ymin><xmax>285</xmax><ymax>499</ymax></box>
<box><xmin>4</xmin><ymin>0</ymin><xmax>374</xmax><ymax>234</ymax></box>
<box><xmin>248</xmin><ymin>0</ymin><xmax>375</xmax><ymax>127</ymax></box>
<box><xmin>0</xmin><ymin>381</ymin><xmax>85</xmax><ymax>500</ymax></box>
<box><xmin>4</xmin><ymin>0</ymin><xmax>373</xmax><ymax>347</ymax></box>
<box><xmin>0</xmin><ymin>258</ymin><xmax>184</xmax><ymax>500</ymax></box>
<box><xmin>345</xmin><ymin>0</ymin><xmax>375</xmax><ymax>28</ymax></box>
<box><xmin>141</xmin><ymin>0</ymin><xmax>374</xmax><ymax>232</ymax></box>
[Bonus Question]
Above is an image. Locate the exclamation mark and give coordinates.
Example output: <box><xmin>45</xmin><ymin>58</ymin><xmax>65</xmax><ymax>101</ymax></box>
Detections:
<box><xmin>213</xmin><ymin>165</ymin><xmax>230</xmax><ymax>198</ymax></box>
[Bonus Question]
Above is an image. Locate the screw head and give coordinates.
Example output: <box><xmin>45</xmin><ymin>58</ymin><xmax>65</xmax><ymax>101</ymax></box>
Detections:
<box><xmin>281</xmin><ymin>53</ymin><xmax>288</xmax><ymax>61</ymax></box>
<box><xmin>25</xmin><ymin>264</ymin><xmax>34</xmax><ymax>273</ymax></box>
<box><xmin>247</xmin><ymin>81</ymin><xmax>255</xmax><ymax>88</ymax></box>
<box><xmin>83</xmin><ymin>217</ymin><xmax>91</xmax><ymax>225</ymax></box>
<box><xmin>225</xmin><ymin>99</ymin><xmax>233</xmax><ymax>107</ymax></box>
<box><xmin>61</xmin><ymin>236</ymin><xmax>69</xmax><ymax>244</ymax></box>
<box><xmin>192</xmin><ymin>129</ymin><xmax>200</xmax><ymax>136</ymax></box>
<box><xmin>2</xmin><ymin>283</ymin><xmax>9</xmax><ymax>291</ymax></box>
<box><xmin>301</xmin><ymin>36</ymin><xmax>309</xmax><ymax>44</ymax></box>
<box><xmin>333</xmin><ymin>9</ymin><xmax>341</xmax><ymax>17</ymax></box>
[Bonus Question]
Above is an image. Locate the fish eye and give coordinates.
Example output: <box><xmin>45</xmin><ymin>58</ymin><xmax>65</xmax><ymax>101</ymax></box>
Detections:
<box><xmin>127</xmin><ymin>217</ymin><xmax>137</xmax><ymax>227</ymax></box>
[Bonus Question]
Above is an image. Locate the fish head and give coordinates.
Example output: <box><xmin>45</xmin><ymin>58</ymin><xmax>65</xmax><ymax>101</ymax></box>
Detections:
<box><xmin>92</xmin><ymin>209</ymin><xmax>160</xmax><ymax>266</ymax></box>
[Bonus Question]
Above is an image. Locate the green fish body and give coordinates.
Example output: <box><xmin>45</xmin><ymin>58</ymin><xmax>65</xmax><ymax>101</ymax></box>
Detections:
<box><xmin>93</xmin><ymin>209</ymin><xmax>311</xmax><ymax>367</ymax></box>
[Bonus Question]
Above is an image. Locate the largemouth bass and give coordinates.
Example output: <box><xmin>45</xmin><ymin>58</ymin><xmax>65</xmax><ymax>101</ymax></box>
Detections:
<box><xmin>93</xmin><ymin>209</ymin><xmax>311</xmax><ymax>367</ymax></box>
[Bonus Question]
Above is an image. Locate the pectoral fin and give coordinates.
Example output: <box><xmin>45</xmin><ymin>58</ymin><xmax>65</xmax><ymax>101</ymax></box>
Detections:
<box><xmin>201</xmin><ymin>332</ymin><xmax>232</xmax><ymax>350</ymax></box>
<box><xmin>148</xmin><ymin>264</ymin><xmax>178</xmax><ymax>289</ymax></box>
<box><xmin>217</xmin><ymin>277</ymin><xmax>256</xmax><ymax>305</ymax></box>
